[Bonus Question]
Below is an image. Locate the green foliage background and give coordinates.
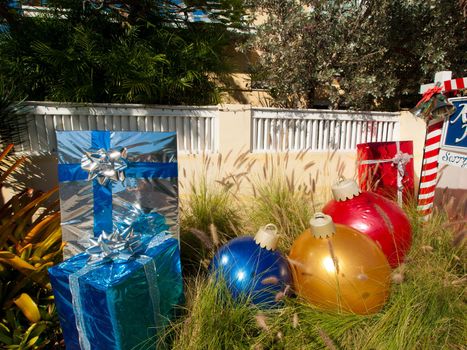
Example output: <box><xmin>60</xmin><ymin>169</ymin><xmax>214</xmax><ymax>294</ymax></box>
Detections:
<box><xmin>2</xmin><ymin>1</ymin><xmax>466</xmax><ymax>109</ymax></box>
<box><xmin>248</xmin><ymin>0</ymin><xmax>467</xmax><ymax>110</ymax></box>
<box><xmin>0</xmin><ymin>145</ymin><xmax>63</xmax><ymax>349</ymax></box>
<box><xmin>0</xmin><ymin>0</ymin><xmax>247</xmax><ymax>105</ymax></box>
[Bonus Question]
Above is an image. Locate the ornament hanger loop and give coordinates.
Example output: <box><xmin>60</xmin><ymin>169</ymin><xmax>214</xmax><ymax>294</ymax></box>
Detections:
<box><xmin>255</xmin><ymin>223</ymin><xmax>280</xmax><ymax>251</ymax></box>
<box><xmin>331</xmin><ymin>178</ymin><xmax>361</xmax><ymax>201</ymax></box>
<box><xmin>263</xmin><ymin>223</ymin><xmax>278</xmax><ymax>233</ymax></box>
<box><xmin>309</xmin><ymin>212</ymin><xmax>336</xmax><ymax>239</ymax></box>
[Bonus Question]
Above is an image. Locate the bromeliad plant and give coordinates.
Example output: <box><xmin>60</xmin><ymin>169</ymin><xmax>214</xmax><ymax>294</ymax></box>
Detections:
<box><xmin>0</xmin><ymin>144</ymin><xmax>63</xmax><ymax>349</ymax></box>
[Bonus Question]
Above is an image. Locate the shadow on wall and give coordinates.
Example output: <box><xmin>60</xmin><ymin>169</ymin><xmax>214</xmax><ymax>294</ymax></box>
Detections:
<box><xmin>1</xmin><ymin>154</ymin><xmax>59</xmax><ymax>206</ymax></box>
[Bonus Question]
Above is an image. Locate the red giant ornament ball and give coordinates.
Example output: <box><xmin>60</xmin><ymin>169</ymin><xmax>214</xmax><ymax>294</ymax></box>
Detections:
<box><xmin>322</xmin><ymin>179</ymin><xmax>412</xmax><ymax>268</ymax></box>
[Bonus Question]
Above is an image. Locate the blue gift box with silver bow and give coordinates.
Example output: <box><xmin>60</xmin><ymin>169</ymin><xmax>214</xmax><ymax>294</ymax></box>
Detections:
<box><xmin>48</xmin><ymin>231</ymin><xmax>183</xmax><ymax>350</ymax></box>
<box><xmin>56</xmin><ymin>130</ymin><xmax>178</xmax><ymax>256</ymax></box>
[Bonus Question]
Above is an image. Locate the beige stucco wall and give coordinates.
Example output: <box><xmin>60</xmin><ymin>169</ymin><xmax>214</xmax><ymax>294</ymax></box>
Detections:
<box><xmin>215</xmin><ymin>73</ymin><xmax>274</xmax><ymax>107</ymax></box>
<box><xmin>178</xmin><ymin>104</ymin><xmax>357</xmax><ymax>205</ymax></box>
<box><xmin>398</xmin><ymin>110</ymin><xmax>427</xmax><ymax>193</ymax></box>
<box><xmin>2</xmin><ymin>106</ymin><xmax>428</xmax><ymax>209</ymax></box>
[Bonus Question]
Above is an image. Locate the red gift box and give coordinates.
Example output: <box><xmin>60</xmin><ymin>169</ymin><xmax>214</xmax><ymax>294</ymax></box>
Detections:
<box><xmin>357</xmin><ymin>141</ymin><xmax>415</xmax><ymax>205</ymax></box>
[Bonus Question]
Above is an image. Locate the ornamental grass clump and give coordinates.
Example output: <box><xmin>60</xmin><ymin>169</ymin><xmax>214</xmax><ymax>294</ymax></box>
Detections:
<box><xmin>168</xmin><ymin>277</ymin><xmax>260</xmax><ymax>350</ymax></box>
<box><xmin>247</xmin><ymin>173</ymin><xmax>312</xmax><ymax>251</ymax></box>
<box><xmin>167</xmin><ymin>166</ymin><xmax>466</xmax><ymax>349</ymax></box>
<box><xmin>180</xmin><ymin>171</ymin><xmax>244</xmax><ymax>273</ymax></box>
<box><xmin>246</xmin><ymin>151</ymin><xmax>343</xmax><ymax>251</ymax></box>
<box><xmin>0</xmin><ymin>145</ymin><xmax>64</xmax><ymax>349</ymax></box>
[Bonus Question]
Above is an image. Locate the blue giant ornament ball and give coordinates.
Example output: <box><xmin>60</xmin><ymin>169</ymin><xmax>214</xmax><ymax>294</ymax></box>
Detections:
<box><xmin>211</xmin><ymin>236</ymin><xmax>292</xmax><ymax>307</ymax></box>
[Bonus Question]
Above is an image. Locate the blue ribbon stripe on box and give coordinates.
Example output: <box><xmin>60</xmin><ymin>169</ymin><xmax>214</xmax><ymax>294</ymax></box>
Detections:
<box><xmin>56</xmin><ymin>130</ymin><xmax>179</xmax><ymax>254</ymax></box>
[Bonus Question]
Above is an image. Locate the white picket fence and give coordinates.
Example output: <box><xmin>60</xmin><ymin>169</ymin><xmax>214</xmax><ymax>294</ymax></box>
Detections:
<box><xmin>16</xmin><ymin>102</ymin><xmax>400</xmax><ymax>155</ymax></box>
<box><xmin>251</xmin><ymin>108</ymin><xmax>400</xmax><ymax>152</ymax></box>
<box><xmin>18</xmin><ymin>102</ymin><xmax>218</xmax><ymax>154</ymax></box>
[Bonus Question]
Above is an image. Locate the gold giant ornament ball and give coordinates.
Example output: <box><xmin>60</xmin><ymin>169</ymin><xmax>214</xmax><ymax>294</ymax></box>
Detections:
<box><xmin>289</xmin><ymin>213</ymin><xmax>391</xmax><ymax>315</ymax></box>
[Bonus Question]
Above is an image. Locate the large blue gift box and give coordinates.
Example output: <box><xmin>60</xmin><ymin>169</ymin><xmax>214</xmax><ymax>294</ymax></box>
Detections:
<box><xmin>49</xmin><ymin>233</ymin><xmax>183</xmax><ymax>350</ymax></box>
<box><xmin>56</xmin><ymin>130</ymin><xmax>178</xmax><ymax>256</ymax></box>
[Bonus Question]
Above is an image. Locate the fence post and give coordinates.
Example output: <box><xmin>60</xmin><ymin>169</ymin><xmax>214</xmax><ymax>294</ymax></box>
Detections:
<box><xmin>217</xmin><ymin>104</ymin><xmax>252</xmax><ymax>154</ymax></box>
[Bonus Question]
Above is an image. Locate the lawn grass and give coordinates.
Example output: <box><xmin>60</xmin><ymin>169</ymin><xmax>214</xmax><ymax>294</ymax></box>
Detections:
<box><xmin>171</xmin><ymin>174</ymin><xmax>466</xmax><ymax>350</ymax></box>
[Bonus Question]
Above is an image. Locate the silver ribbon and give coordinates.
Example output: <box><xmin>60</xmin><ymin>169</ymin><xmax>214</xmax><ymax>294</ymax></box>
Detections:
<box><xmin>81</xmin><ymin>148</ymin><xmax>128</xmax><ymax>186</ymax></box>
<box><xmin>392</xmin><ymin>149</ymin><xmax>412</xmax><ymax>205</ymax></box>
<box><xmin>359</xmin><ymin>141</ymin><xmax>413</xmax><ymax>206</ymax></box>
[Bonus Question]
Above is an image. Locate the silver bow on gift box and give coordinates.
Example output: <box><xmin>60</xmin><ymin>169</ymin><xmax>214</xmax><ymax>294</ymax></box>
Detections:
<box><xmin>81</xmin><ymin>148</ymin><xmax>128</xmax><ymax>185</ymax></box>
<box><xmin>85</xmin><ymin>229</ymin><xmax>143</xmax><ymax>263</ymax></box>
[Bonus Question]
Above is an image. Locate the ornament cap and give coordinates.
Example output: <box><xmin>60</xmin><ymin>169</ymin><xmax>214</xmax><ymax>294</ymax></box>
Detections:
<box><xmin>254</xmin><ymin>224</ymin><xmax>279</xmax><ymax>251</ymax></box>
<box><xmin>310</xmin><ymin>213</ymin><xmax>336</xmax><ymax>239</ymax></box>
<box><xmin>331</xmin><ymin>178</ymin><xmax>361</xmax><ymax>201</ymax></box>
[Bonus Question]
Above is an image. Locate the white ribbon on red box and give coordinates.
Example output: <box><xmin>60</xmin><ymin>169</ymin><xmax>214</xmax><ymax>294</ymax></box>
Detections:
<box><xmin>359</xmin><ymin>141</ymin><xmax>413</xmax><ymax>206</ymax></box>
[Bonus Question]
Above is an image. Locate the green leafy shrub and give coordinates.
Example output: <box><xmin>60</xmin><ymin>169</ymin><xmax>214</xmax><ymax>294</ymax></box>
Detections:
<box><xmin>0</xmin><ymin>83</ymin><xmax>28</xmax><ymax>147</ymax></box>
<box><xmin>248</xmin><ymin>0</ymin><xmax>467</xmax><ymax>110</ymax></box>
<box><xmin>0</xmin><ymin>1</ymin><xmax>247</xmax><ymax>105</ymax></box>
<box><xmin>0</xmin><ymin>145</ymin><xmax>63</xmax><ymax>349</ymax></box>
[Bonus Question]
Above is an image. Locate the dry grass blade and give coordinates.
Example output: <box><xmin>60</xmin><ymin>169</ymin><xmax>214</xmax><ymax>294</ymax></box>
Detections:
<box><xmin>246</xmin><ymin>159</ymin><xmax>257</xmax><ymax>173</ymax></box>
<box><xmin>188</xmin><ymin>228</ymin><xmax>213</xmax><ymax>250</ymax></box>
<box><xmin>392</xmin><ymin>272</ymin><xmax>405</xmax><ymax>284</ymax></box>
<box><xmin>304</xmin><ymin>161</ymin><xmax>315</xmax><ymax>171</ymax></box>
<box><xmin>453</xmin><ymin>231</ymin><xmax>466</xmax><ymax>248</ymax></box>
<box><xmin>293</xmin><ymin>313</ymin><xmax>299</xmax><ymax>328</ymax></box>
<box><xmin>228</xmin><ymin>220</ymin><xmax>239</xmax><ymax>237</ymax></box>
<box><xmin>224</xmin><ymin>149</ymin><xmax>233</xmax><ymax>163</ymax></box>
<box><xmin>261</xmin><ymin>276</ymin><xmax>279</xmax><ymax>285</ymax></box>
<box><xmin>317</xmin><ymin>327</ymin><xmax>337</xmax><ymax>350</ymax></box>
<box><xmin>275</xmin><ymin>291</ymin><xmax>285</xmax><ymax>302</ymax></box>
<box><xmin>329</xmin><ymin>149</ymin><xmax>338</xmax><ymax>162</ymax></box>
<box><xmin>209</xmin><ymin>223</ymin><xmax>219</xmax><ymax>247</ymax></box>
<box><xmin>297</xmin><ymin>148</ymin><xmax>307</xmax><ymax>161</ymax></box>
<box><xmin>233</xmin><ymin>151</ymin><xmax>249</xmax><ymax>168</ymax></box>
<box><xmin>255</xmin><ymin>313</ymin><xmax>269</xmax><ymax>332</ymax></box>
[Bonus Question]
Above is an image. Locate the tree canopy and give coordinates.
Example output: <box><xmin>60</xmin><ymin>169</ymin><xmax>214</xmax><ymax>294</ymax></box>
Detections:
<box><xmin>1</xmin><ymin>1</ymin><xmax>466</xmax><ymax>109</ymax></box>
<box><xmin>248</xmin><ymin>0</ymin><xmax>467</xmax><ymax>110</ymax></box>
<box><xmin>0</xmin><ymin>0</ymin><xmax>247</xmax><ymax>104</ymax></box>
